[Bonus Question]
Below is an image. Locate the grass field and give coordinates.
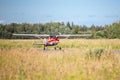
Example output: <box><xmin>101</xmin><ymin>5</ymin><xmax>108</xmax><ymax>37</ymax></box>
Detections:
<box><xmin>0</xmin><ymin>39</ymin><xmax>120</xmax><ymax>80</ymax></box>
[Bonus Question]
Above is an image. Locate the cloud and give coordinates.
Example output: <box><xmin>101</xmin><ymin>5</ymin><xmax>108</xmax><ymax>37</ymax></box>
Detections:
<box><xmin>88</xmin><ymin>15</ymin><xmax>96</xmax><ymax>18</ymax></box>
<box><xmin>105</xmin><ymin>15</ymin><xmax>119</xmax><ymax>18</ymax></box>
<box><xmin>0</xmin><ymin>20</ymin><xmax>4</xmax><ymax>23</ymax></box>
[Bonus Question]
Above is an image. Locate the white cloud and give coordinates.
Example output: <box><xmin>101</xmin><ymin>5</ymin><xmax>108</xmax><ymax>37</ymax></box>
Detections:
<box><xmin>0</xmin><ymin>20</ymin><xmax>4</xmax><ymax>23</ymax></box>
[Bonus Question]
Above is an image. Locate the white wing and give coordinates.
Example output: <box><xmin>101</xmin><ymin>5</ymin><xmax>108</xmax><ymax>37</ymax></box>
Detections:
<box><xmin>57</xmin><ymin>34</ymin><xmax>92</xmax><ymax>38</ymax></box>
<box><xmin>13</xmin><ymin>33</ymin><xmax>92</xmax><ymax>38</ymax></box>
<box><xmin>12</xmin><ymin>34</ymin><xmax>49</xmax><ymax>38</ymax></box>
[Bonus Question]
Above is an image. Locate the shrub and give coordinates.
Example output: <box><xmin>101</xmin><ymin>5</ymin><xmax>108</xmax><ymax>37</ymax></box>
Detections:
<box><xmin>86</xmin><ymin>48</ymin><xmax>104</xmax><ymax>60</ymax></box>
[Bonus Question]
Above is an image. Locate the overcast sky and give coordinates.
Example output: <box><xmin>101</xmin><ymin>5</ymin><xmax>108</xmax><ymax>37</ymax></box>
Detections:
<box><xmin>0</xmin><ymin>0</ymin><xmax>120</xmax><ymax>26</ymax></box>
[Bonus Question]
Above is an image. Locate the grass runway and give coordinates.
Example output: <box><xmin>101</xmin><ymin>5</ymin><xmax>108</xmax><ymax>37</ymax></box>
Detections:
<box><xmin>0</xmin><ymin>39</ymin><xmax>120</xmax><ymax>80</ymax></box>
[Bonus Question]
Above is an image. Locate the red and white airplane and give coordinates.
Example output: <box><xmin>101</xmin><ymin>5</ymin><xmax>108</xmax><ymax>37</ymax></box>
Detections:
<box><xmin>43</xmin><ymin>35</ymin><xmax>60</xmax><ymax>50</ymax></box>
<box><xmin>13</xmin><ymin>34</ymin><xmax>92</xmax><ymax>50</ymax></box>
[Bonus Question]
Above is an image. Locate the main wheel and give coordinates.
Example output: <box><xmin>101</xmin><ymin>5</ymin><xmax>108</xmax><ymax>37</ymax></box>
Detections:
<box><xmin>44</xmin><ymin>47</ymin><xmax>45</xmax><ymax>50</ymax></box>
<box><xmin>59</xmin><ymin>47</ymin><xmax>61</xmax><ymax>50</ymax></box>
<box><xmin>54</xmin><ymin>47</ymin><xmax>56</xmax><ymax>50</ymax></box>
<box><xmin>43</xmin><ymin>45</ymin><xmax>46</xmax><ymax>50</ymax></box>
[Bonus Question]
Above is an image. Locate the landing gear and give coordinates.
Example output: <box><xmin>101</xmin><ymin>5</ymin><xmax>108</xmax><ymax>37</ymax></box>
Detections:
<box><xmin>44</xmin><ymin>47</ymin><xmax>45</xmax><ymax>50</ymax></box>
<box><xmin>59</xmin><ymin>47</ymin><xmax>61</xmax><ymax>50</ymax></box>
<box><xmin>43</xmin><ymin>44</ymin><xmax>62</xmax><ymax>50</ymax></box>
<box><xmin>54</xmin><ymin>47</ymin><xmax>56</xmax><ymax>50</ymax></box>
<box><xmin>54</xmin><ymin>46</ymin><xmax>61</xmax><ymax>50</ymax></box>
<box><xmin>43</xmin><ymin>45</ymin><xmax>46</xmax><ymax>50</ymax></box>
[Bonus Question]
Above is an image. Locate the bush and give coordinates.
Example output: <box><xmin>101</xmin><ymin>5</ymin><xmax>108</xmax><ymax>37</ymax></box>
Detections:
<box><xmin>86</xmin><ymin>48</ymin><xmax>104</xmax><ymax>60</ymax></box>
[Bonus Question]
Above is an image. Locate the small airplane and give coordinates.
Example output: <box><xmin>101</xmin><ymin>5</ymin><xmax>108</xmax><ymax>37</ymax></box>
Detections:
<box><xmin>12</xmin><ymin>33</ymin><xmax>92</xmax><ymax>50</ymax></box>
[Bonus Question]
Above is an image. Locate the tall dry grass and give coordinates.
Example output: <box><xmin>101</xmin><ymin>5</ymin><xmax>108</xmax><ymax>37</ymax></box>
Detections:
<box><xmin>0</xmin><ymin>39</ymin><xmax>120</xmax><ymax>80</ymax></box>
<box><xmin>0</xmin><ymin>39</ymin><xmax>120</xmax><ymax>49</ymax></box>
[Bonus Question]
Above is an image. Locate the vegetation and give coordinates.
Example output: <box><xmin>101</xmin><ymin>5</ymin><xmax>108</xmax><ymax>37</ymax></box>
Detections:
<box><xmin>0</xmin><ymin>21</ymin><xmax>120</xmax><ymax>39</ymax></box>
<box><xmin>0</xmin><ymin>20</ymin><xmax>120</xmax><ymax>79</ymax></box>
<box><xmin>0</xmin><ymin>39</ymin><xmax>120</xmax><ymax>80</ymax></box>
<box><xmin>0</xmin><ymin>39</ymin><xmax>120</xmax><ymax>49</ymax></box>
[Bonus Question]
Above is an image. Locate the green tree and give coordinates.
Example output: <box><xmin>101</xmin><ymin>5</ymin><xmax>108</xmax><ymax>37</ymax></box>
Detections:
<box><xmin>67</xmin><ymin>22</ymin><xmax>72</xmax><ymax>30</ymax></box>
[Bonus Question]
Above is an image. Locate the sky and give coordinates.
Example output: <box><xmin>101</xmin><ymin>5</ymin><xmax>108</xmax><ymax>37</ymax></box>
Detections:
<box><xmin>0</xmin><ymin>0</ymin><xmax>120</xmax><ymax>26</ymax></box>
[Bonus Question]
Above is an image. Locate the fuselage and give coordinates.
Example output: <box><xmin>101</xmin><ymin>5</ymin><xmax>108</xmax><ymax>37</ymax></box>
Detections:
<box><xmin>44</xmin><ymin>37</ymin><xmax>59</xmax><ymax>46</ymax></box>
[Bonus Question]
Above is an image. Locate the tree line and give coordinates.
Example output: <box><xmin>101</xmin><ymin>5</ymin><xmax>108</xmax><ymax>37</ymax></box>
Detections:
<box><xmin>0</xmin><ymin>21</ymin><xmax>120</xmax><ymax>39</ymax></box>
